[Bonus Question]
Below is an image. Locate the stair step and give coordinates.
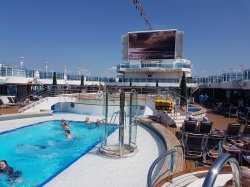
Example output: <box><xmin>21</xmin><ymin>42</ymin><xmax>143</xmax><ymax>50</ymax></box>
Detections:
<box><xmin>162</xmin><ymin>172</ymin><xmax>232</xmax><ymax>187</ymax></box>
<box><xmin>162</xmin><ymin>173</ymin><xmax>199</xmax><ymax>187</ymax></box>
<box><xmin>168</xmin><ymin>112</ymin><xmax>181</xmax><ymax>116</ymax></box>
<box><xmin>175</xmin><ymin>120</ymin><xmax>185</xmax><ymax>124</ymax></box>
<box><xmin>174</xmin><ymin>116</ymin><xmax>185</xmax><ymax>119</ymax></box>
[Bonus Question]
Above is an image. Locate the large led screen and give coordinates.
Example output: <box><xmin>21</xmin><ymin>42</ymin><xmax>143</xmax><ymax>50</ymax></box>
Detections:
<box><xmin>128</xmin><ymin>30</ymin><xmax>176</xmax><ymax>60</ymax></box>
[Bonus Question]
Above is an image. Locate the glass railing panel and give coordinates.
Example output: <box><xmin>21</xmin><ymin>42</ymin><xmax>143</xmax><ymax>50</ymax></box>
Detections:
<box><xmin>147</xmin><ymin>79</ymin><xmax>154</xmax><ymax>83</ymax></box>
<box><xmin>12</xmin><ymin>70</ymin><xmax>19</xmax><ymax>77</ymax></box>
<box><xmin>1</xmin><ymin>67</ymin><xmax>8</xmax><ymax>76</ymax></box>
<box><xmin>6</xmin><ymin>68</ymin><xmax>13</xmax><ymax>76</ymax></box>
<box><xmin>117</xmin><ymin>63</ymin><xmax>192</xmax><ymax>71</ymax></box>
<box><xmin>18</xmin><ymin>70</ymin><xmax>26</xmax><ymax>77</ymax></box>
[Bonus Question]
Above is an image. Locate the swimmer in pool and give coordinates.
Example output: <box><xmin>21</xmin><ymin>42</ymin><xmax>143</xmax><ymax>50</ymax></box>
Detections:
<box><xmin>95</xmin><ymin>119</ymin><xmax>102</xmax><ymax>127</ymax></box>
<box><xmin>64</xmin><ymin>130</ymin><xmax>72</xmax><ymax>140</ymax></box>
<box><xmin>62</xmin><ymin>121</ymin><xmax>70</xmax><ymax>129</ymax></box>
<box><xmin>61</xmin><ymin>119</ymin><xmax>66</xmax><ymax>124</ymax></box>
<box><xmin>0</xmin><ymin>160</ymin><xmax>22</xmax><ymax>184</ymax></box>
<box><xmin>16</xmin><ymin>144</ymin><xmax>47</xmax><ymax>151</ymax></box>
<box><xmin>84</xmin><ymin>116</ymin><xmax>92</xmax><ymax>128</ymax></box>
<box><xmin>84</xmin><ymin>117</ymin><xmax>91</xmax><ymax>124</ymax></box>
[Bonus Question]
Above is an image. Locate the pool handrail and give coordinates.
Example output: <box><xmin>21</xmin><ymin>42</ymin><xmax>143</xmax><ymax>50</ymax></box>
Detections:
<box><xmin>202</xmin><ymin>153</ymin><xmax>241</xmax><ymax>187</ymax></box>
<box><xmin>147</xmin><ymin>149</ymin><xmax>176</xmax><ymax>187</ymax></box>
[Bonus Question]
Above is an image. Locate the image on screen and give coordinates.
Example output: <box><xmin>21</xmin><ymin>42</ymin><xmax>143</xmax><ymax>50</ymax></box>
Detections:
<box><xmin>128</xmin><ymin>30</ymin><xmax>176</xmax><ymax>60</ymax></box>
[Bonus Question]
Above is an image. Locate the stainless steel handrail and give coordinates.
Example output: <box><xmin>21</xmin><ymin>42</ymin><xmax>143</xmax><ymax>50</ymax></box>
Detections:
<box><xmin>147</xmin><ymin>149</ymin><xmax>177</xmax><ymax>187</ymax></box>
<box><xmin>202</xmin><ymin>153</ymin><xmax>241</xmax><ymax>187</ymax></box>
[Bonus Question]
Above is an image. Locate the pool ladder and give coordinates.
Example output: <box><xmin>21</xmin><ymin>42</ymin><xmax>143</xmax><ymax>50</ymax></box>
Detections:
<box><xmin>110</xmin><ymin>110</ymin><xmax>126</xmax><ymax>125</ymax></box>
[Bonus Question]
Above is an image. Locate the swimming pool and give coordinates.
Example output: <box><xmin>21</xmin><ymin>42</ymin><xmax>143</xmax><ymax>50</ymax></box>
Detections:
<box><xmin>188</xmin><ymin>105</ymin><xmax>202</xmax><ymax>113</ymax></box>
<box><xmin>188</xmin><ymin>107</ymin><xmax>200</xmax><ymax>113</ymax></box>
<box><xmin>0</xmin><ymin>120</ymin><xmax>116</xmax><ymax>187</ymax></box>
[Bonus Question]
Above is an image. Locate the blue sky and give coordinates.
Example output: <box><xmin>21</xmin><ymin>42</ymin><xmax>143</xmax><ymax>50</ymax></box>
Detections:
<box><xmin>1</xmin><ymin>0</ymin><xmax>250</xmax><ymax>77</ymax></box>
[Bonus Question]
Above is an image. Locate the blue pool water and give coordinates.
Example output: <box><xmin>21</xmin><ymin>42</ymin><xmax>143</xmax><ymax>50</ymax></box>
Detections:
<box><xmin>0</xmin><ymin>120</ymin><xmax>116</xmax><ymax>187</ymax></box>
<box><xmin>188</xmin><ymin>106</ymin><xmax>201</xmax><ymax>113</ymax></box>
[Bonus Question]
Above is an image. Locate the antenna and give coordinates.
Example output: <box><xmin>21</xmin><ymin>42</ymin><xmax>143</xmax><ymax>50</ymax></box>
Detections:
<box><xmin>44</xmin><ymin>62</ymin><xmax>48</xmax><ymax>74</ymax></box>
<box><xmin>132</xmin><ymin>0</ymin><xmax>153</xmax><ymax>30</ymax></box>
<box><xmin>240</xmin><ymin>64</ymin><xmax>245</xmax><ymax>80</ymax></box>
<box><xmin>19</xmin><ymin>57</ymin><xmax>25</xmax><ymax>69</ymax></box>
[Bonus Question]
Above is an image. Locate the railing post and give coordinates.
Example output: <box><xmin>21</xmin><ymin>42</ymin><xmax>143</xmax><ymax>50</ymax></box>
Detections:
<box><xmin>129</xmin><ymin>91</ymin><xmax>133</xmax><ymax>145</ymax></box>
<box><xmin>104</xmin><ymin>92</ymin><xmax>109</xmax><ymax>146</ymax></box>
<box><xmin>218</xmin><ymin>141</ymin><xmax>222</xmax><ymax>157</ymax></box>
<box><xmin>170</xmin><ymin>151</ymin><xmax>174</xmax><ymax>173</ymax></box>
<box><xmin>119</xmin><ymin>91</ymin><xmax>125</xmax><ymax>157</ymax></box>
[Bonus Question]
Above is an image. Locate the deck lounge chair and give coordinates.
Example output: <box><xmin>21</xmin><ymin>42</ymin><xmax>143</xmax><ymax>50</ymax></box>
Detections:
<box><xmin>182</xmin><ymin>120</ymin><xmax>197</xmax><ymax>132</ymax></box>
<box><xmin>213</xmin><ymin>102</ymin><xmax>222</xmax><ymax>114</ymax></box>
<box><xmin>222</xmin><ymin>103</ymin><xmax>231</xmax><ymax>116</ymax></box>
<box><xmin>198</xmin><ymin>121</ymin><xmax>213</xmax><ymax>134</ymax></box>
<box><xmin>238</xmin><ymin>108</ymin><xmax>250</xmax><ymax>125</ymax></box>
<box><xmin>7</xmin><ymin>96</ymin><xmax>15</xmax><ymax>104</ymax></box>
<box><xmin>6</xmin><ymin>96</ymin><xmax>16</xmax><ymax>106</ymax></box>
<box><xmin>206</xmin><ymin>134</ymin><xmax>224</xmax><ymax>159</ymax></box>
<box><xmin>245</xmin><ymin>112</ymin><xmax>250</xmax><ymax>125</ymax></box>
<box><xmin>241</xmin><ymin>150</ymin><xmax>250</xmax><ymax>166</ymax></box>
<box><xmin>225</xmin><ymin>106</ymin><xmax>238</xmax><ymax>118</ymax></box>
<box><xmin>0</xmin><ymin>99</ymin><xmax>10</xmax><ymax>108</ymax></box>
<box><xmin>181</xmin><ymin>120</ymin><xmax>197</xmax><ymax>140</ymax></box>
<box><xmin>184</xmin><ymin>132</ymin><xmax>206</xmax><ymax>160</ymax></box>
<box><xmin>225</xmin><ymin>123</ymin><xmax>241</xmax><ymax>140</ymax></box>
<box><xmin>238</xmin><ymin>111</ymin><xmax>247</xmax><ymax>124</ymax></box>
<box><xmin>241</xmin><ymin>124</ymin><xmax>250</xmax><ymax>137</ymax></box>
<box><xmin>0</xmin><ymin>97</ymin><xmax>15</xmax><ymax>106</ymax></box>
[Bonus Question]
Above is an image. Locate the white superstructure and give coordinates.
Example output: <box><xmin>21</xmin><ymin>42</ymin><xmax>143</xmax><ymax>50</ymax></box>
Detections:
<box><xmin>116</xmin><ymin>29</ymin><xmax>195</xmax><ymax>88</ymax></box>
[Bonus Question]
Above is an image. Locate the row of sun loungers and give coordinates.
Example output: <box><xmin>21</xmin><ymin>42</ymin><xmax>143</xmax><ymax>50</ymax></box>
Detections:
<box><xmin>213</xmin><ymin>103</ymin><xmax>250</xmax><ymax>124</ymax></box>
<box><xmin>181</xmin><ymin>121</ymin><xmax>250</xmax><ymax>166</ymax></box>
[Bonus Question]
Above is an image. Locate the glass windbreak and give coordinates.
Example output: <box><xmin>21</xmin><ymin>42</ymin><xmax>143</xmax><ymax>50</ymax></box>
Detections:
<box><xmin>101</xmin><ymin>91</ymin><xmax>138</xmax><ymax>157</ymax></box>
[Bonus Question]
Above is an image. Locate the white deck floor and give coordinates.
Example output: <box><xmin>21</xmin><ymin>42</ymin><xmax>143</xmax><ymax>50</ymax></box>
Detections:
<box><xmin>0</xmin><ymin>113</ymin><xmax>165</xmax><ymax>187</ymax></box>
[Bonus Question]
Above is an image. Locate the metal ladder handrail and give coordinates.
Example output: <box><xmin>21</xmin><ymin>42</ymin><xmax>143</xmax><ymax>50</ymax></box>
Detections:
<box><xmin>202</xmin><ymin>153</ymin><xmax>241</xmax><ymax>187</ymax></box>
<box><xmin>110</xmin><ymin>110</ymin><xmax>127</xmax><ymax>124</ymax></box>
<box><xmin>17</xmin><ymin>89</ymin><xmax>49</xmax><ymax>111</ymax></box>
<box><xmin>110</xmin><ymin>111</ymin><xmax>119</xmax><ymax>124</ymax></box>
<box><xmin>147</xmin><ymin>149</ymin><xmax>176</xmax><ymax>187</ymax></box>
